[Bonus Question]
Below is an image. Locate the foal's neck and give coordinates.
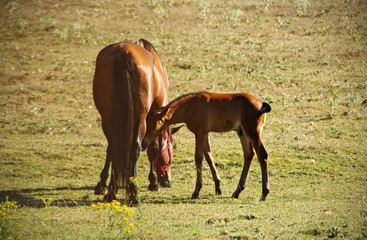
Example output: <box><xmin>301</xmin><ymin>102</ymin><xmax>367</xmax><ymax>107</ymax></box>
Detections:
<box><xmin>164</xmin><ymin>99</ymin><xmax>189</xmax><ymax>125</ymax></box>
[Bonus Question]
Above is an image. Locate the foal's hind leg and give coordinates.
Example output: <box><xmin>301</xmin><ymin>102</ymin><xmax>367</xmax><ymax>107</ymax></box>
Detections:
<box><xmin>204</xmin><ymin>136</ymin><xmax>222</xmax><ymax>195</ymax></box>
<box><xmin>253</xmin><ymin>141</ymin><xmax>269</xmax><ymax>201</ymax></box>
<box><xmin>232</xmin><ymin>130</ymin><xmax>255</xmax><ymax>198</ymax></box>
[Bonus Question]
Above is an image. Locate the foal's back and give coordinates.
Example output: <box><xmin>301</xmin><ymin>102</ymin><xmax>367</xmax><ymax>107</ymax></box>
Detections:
<box><xmin>183</xmin><ymin>92</ymin><xmax>264</xmax><ymax>133</ymax></box>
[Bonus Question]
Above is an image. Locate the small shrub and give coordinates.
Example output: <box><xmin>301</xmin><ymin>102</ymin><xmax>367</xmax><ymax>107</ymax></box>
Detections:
<box><xmin>293</xmin><ymin>0</ymin><xmax>310</xmax><ymax>16</ymax></box>
<box><xmin>330</xmin><ymin>128</ymin><xmax>343</xmax><ymax>139</ymax></box>
<box><xmin>301</xmin><ymin>228</ymin><xmax>324</xmax><ymax>236</ymax></box>
<box><xmin>91</xmin><ymin>200</ymin><xmax>136</xmax><ymax>238</ymax></box>
<box><xmin>238</xmin><ymin>213</ymin><xmax>256</xmax><ymax>220</ymax></box>
<box><xmin>327</xmin><ymin>226</ymin><xmax>340</xmax><ymax>238</ymax></box>
<box><xmin>344</xmin><ymin>92</ymin><xmax>360</xmax><ymax>107</ymax></box>
<box><xmin>228</xmin><ymin>9</ymin><xmax>244</xmax><ymax>25</ymax></box>
<box><xmin>6</xmin><ymin>1</ymin><xmax>19</xmax><ymax>14</ymax></box>
<box><xmin>0</xmin><ymin>196</ymin><xmax>26</xmax><ymax>240</ymax></box>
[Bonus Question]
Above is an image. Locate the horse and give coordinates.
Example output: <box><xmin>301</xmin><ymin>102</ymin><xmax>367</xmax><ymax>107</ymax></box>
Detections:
<box><xmin>92</xmin><ymin>39</ymin><xmax>179</xmax><ymax>204</ymax></box>
<box><xmin>143</xmin><ymin>92</ymin><xmax>271</xmax><ymax>201</ymax></box>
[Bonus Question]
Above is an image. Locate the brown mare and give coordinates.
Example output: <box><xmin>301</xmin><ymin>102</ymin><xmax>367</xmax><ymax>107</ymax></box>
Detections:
<box><xmin>144</xmin><ymin>92</ymin><xmax>271</xmax><ymax>200</ymax></box>
<box><xmin>92</xmin><ymin>39</ymin><xmax>178</xmax><ymax>204</ymax></box>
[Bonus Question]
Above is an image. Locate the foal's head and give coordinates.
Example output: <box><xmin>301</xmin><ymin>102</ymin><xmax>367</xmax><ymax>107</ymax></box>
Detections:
<box><xmin>144</xmin><ymin>121</ymin><xmax>182</xmax><ymax>188</ymax></box>
<box><xmin>143</xmin><ymin>108</ymin><xmax>168</xmax><ymax>147</ymax></box>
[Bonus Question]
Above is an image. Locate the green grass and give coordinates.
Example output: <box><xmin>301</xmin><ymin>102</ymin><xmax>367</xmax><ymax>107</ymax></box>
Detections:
<box><xmin>1</xmin><ymin>0</ymin><xmax>367</xmax><ymax>239</ymax></box>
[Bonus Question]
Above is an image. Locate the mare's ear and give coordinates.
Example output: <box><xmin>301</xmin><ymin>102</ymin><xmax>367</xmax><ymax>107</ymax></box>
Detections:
<box><xmin>171</xmin><ymin>125</ymin><xmax>184</xmax><ymax>135</ymax></box>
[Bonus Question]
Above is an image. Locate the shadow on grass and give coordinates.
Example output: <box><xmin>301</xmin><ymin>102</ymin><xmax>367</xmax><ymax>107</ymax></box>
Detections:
<box><xmin>140</xmin><ymin>194</ymin><xmax>244</xmax><ymax>205</ymax></box>
<box><xmin>0</xmin><ymin>186</ymin><xmax>249</xmax><ymax>208</ymax></box>
<box><xmin>0</xmin><ymin>186</ymin><xmax>96</xmax><ymax>208</ymax></box>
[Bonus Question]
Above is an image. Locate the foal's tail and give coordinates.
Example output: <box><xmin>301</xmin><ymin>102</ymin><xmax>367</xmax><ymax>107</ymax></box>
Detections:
<box><xmin>111</xmin><ymin>48</ymin><xmax>135</xmax><ymax>191</ymax></box>
<box><xmin>259</xmin><ymin>102</ymin><xmax>271</xmax><ymax>115</ymax></box>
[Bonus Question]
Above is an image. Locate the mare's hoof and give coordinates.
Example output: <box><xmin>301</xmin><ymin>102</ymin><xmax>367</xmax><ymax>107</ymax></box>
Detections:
<box><xmin>129</xmin><ymin>197</ymin><xmax>139</xmax><ymax>206</ymax></box>
<box><xmin>94</xmin><ymin>182</ymin><xmax>107</xmax><ymax>195</ymax></box>
<box><xmin>103</xmin><ymin>192</ymin><xmax>116</xmax><ymax>203</ymax></box>
<box><xmin>148</xmin><ymin>184</ymin><xmax>159</xmax><ymax>191</ymax></box>
<box><xmin>215</xmin><ymin>189</ymin><xmax>222</xmax><ymax>195</ymax></box>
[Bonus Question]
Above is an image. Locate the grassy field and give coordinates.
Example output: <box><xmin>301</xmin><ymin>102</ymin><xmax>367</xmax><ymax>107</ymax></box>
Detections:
<box><xmin>1</xmin><ymin>0</ymin><xmax>366</xmax><ymax>239</ymax></box>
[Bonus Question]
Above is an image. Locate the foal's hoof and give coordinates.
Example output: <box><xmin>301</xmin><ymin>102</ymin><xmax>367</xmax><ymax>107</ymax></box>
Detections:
<box><xmin>260</xmin><ymin>189</ymin><xmax>270</xmax><ymax>201</ymax></box>
<box><xmin>191</xmin><ymin>192</ymin><xmax>199</xmax><ymax>199</ymax></box>
<box><xmin>231</xmin><ymin>192</ymin><xmax>239</xmax><ymax>199</ymax></box>
<box><xmin>160</xmin><ymin>180</ymin><xmax>172</xmax><ymax>188</ymax></box>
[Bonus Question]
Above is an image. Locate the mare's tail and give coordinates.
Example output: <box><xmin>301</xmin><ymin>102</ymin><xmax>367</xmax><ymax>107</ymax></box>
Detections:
<box><xmin>111</xmin><ymin>48</ymin><xmax>135</xmax><ymax>191</ymax></box>
<box><xmin>259</xmin><ymin>102</ymin><xmax>271</xmax><ymax>115</ymax></box>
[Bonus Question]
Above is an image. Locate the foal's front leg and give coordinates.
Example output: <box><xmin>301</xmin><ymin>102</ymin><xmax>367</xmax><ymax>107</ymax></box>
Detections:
<box><xmin>191</xmin><ymin>134</ymin><xmax>205</xmax><ymax>199</ymax></box>
<box><xmin>204</xmin><ymin>136</ymin><xmax>222</xmax><ymax>195</ymax></box>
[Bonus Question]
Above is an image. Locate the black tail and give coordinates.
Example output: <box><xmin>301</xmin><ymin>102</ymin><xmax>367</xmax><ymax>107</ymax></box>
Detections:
<box><xmin>135</xmin><ymin>38</ymin><xmax>156</xmax><ymax>53</ymax></box>
<box><xmin>111</xmin><ymin>48</ymin><xmax>135</xmax><ymax>191</ymax></box>
<box><xmin>259</xmin><ymin>102</ymin><xmax>271</xmax><ymax>115</ymax></box>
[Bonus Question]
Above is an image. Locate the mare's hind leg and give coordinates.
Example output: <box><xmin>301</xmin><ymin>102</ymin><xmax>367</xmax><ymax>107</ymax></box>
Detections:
<box><xmin>232</xmin><ymin>129</ymin><xmax>255</xmax><ymax>198</ymax></box>
<box><xmin>128</xmin><ymin>139</ymin><xmax>141</xmax><ymax>206</ymax></box>
<box><xmin>104</xmin><ymin>170</ymin><xmax>117</xmax><ymax>202</ymax></box>
<box><xmin>95</xmin><ymin>120</ymin><xmax>112</xmax><ymax>195</ymax></box>
<box><xmin>203</xmin><ymin>135</ymin><xmax>222</xmax><ymax>195</ymax></box>
<box><xmin>127</xmin><ymin>118</ymin><xmax>146</xmax><ymax>206</ymax></box>
<box><xmin>95</xmin><ymin>145</ymin><xmax>111</xmax><ymax>195</ymax></box>
<box><xmin>191</xmin><ymin>133</ymin><xmax>205</xmax><ymax>199</ymax></box>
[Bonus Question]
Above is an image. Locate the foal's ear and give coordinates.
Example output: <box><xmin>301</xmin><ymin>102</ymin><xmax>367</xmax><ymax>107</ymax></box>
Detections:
<box><xmin>171</xmin><ymin>125</ymin><xmax>184</xmax><ymax>135</ymax></box>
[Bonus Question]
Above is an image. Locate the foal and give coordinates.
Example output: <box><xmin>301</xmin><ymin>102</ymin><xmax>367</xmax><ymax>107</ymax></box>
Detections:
<box><xmin>143</xmin><ymin>92</ymin><xmax>271</xmax><ymax>200</ymax></box>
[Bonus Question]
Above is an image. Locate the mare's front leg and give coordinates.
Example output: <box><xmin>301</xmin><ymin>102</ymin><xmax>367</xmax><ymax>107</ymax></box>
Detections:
<box><xmin>191</xmin><ymin>134</ymin><xmax>205</xmax><ymax>199</ymax></box>
<box><xmin>232</xmin><ymin>130</ymin><xmax>255</xmax><ymax>198</ymax></box>
<box><xmin>203</xmin><ymin>135</ymin><xmax>222</xmax><ymax>195</ymax></box>
<box><xmin>147</xmin><ymin>141</ymin><xmax>159</xmax><ymax>191</ymax></box>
